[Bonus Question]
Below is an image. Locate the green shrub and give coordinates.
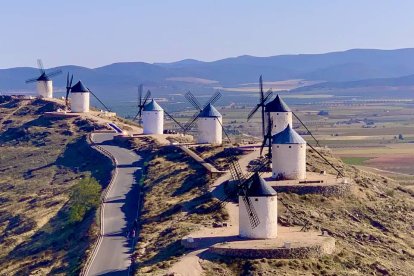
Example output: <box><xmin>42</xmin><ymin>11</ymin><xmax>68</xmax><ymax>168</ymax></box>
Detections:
<box><xmin>68</xmin><ymin>177</ymin><xmax>101</xmax><ymax>223</ymax></box>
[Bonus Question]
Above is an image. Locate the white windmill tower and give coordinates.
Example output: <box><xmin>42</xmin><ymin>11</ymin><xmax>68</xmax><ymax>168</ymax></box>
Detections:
<box><xmin>142</xmin><ymin>99</ymin><xmax>164</xmax><ymax>134</ymax></box>
<box><xmin>197</xmin><ymin>103</ymin><xmax>222</xmax><ymax>144</ymax></box>
<box><xmin>271</xmin><ymin>124</ymin><xmax>307</xmax><ymax>180</ymax></box>
<box><xmin>184</xmin><ymin>91</ymin><xmax>223</xmax><ymax>145</ymax></box>
<box><xmin>70</xmin><ymin>80</ymin><xmax>90</xmax><ymax>113</ymax></box>
<box><xmin>25</xmin><ymin>59</ymin><xmax>62</xmax><ymax>99</ymax></box>
<box><xmin>265</xmin><ymin>94</ymin><xmax>292</xmax><ymax>135</ymax></box>
<box><xmin>238</xmin><ymin>172</ymin><xmax>278</xmax><ymax>239</ymax></box>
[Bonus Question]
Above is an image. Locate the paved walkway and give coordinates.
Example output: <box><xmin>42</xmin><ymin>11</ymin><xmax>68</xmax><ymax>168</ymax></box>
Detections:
<box><xmin>86</xmin><ymin>133</ymin><xmax>143</xmax><ymax>276</ymax></box>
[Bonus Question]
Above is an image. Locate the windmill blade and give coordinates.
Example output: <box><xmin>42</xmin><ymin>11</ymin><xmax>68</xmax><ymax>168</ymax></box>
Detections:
<box><xmin>229</xmin><ymin>158</ymin><xmax>246</xmax><ymax>184</ymax></box>
<box><xmin>259</xmin><ymin>75</ymin><xmax>264</xmax><ymax>100</ymax></box>
<box><xmin>259</xmin><ymin>135</ymin><xmax>267</xmax><ymax>156</ymax></box>
<box><xmin>263</xmin><ymin>89</ymin><xmax>273</xmax><ymax>103</ymax></box>
<box><xmin>184</xmin><ymin>111</ymin><xmax>201</xmax><ymax>132</ymax></box>
<box><xmin>247</xmin><ymin>104</ymin><xmax>260</xmax><ymax>121</ymax></box>
<box><xmin>133</xmin><ymin>109</ymin><xmax>142</xmax><ymax>122</ymax></box>
<box><xmin>267</xmin><ymin>117</ymin><xmax>273</xmax><ymax>158</ymax></box>
<box><xmin>185</xmin><ymin>91</ymin><xmax>202</xmax><ymax>111</ymax></box>
<box><xmin>138</xmin><ymin>85</ymin><xmax>143</xmax><ymax>107</ymax></box>
<box><xmin>204</xmin><ymin>91</ymin><xmax>221</xmax><ymax>108</ymax></box>
<box><xmin>45</xmin><ymin>69</ymin><xmax>63</xmax><ymax>78</ymax></box>
<box><xmin>307</xmin><ymin>142</ymin><xmax>344</xmax><ymax>178</ymax></box>
<box><xmin>142</xmin><ymin>90</ymin><xmax>151</xmax><ymax>107</ymax></box>
<box><xmin>164</xmin><ymin>110</ymin><xmax>186</xmax><ymax>131</ymax></box>
<box><xmin>65</xmin><ymin>73</ymin><xmax>73</xmax><ymax>106</ymax></box>
<box><xmin>259</xmin><ymin>116</ymin><xmax>272</xmax><ymax>157</ymax></box>
<box><xmin>242</xmin><ymin>195</ymin><xmax>260</xmax><ymax>228</ymax></box>
<box><xmin>37</xmin><ymin>59</ymin><xmax>45</xmax><ymax>74</ymax></box>
<box><xmin>87</xmin><ymin>87</ymin><xmax>111</xmax><ymax>112</ymax></box>
<box><xmin>25</xmin><ymin>77</ymin><xmax>39</xmax><ymax>84</ymax></box>
<box><xmin>216</xmin><ymin>117</ymin><xmax>232</xmax><ymax>143</ymax></box>
<box><xmin>292</xmin><ymin>111</ymin><xmax>321</xmax><ymax>147</ymax></box>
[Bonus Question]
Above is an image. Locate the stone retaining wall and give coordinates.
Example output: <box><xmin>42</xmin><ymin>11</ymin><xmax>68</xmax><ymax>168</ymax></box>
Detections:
<box><xmin>209</xmin><ymin>238</ymin><xmax>335</xmax><ymax>259</ymax></box>
<box><xmin>273</xmin><ymin>182</ymin><xmax>352</xmax><ymax>196</ymax></box>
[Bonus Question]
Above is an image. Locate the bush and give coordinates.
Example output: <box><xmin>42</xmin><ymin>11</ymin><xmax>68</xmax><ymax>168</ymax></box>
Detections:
<box><xmin>68</xmin><ymin>177</ymin><xmax>101</xmax><ymax>223</ymax></box>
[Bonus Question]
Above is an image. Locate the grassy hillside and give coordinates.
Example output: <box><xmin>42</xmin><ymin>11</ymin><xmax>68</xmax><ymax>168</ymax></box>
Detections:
<box><xmin>0</xmin><ymin>96</ymin><xmax>113</xmax><ymax>275</ymax></box>
<box><xmin>200</xmin><ymin>149</ymin><xmax>414</xmax><ymax>275</ymax></box>
<box><xmin>129</xmin><ymin>139</ymin><xmax>413</xmax><ymax>275</ymax></box>
<box><xmin>128</xmin><ymin>142</ymin><xmax>230</xmax><ymax>275</ymax></box>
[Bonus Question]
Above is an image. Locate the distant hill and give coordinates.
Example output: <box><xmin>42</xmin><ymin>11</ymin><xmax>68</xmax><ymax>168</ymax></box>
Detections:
<box><xmin>3</xmin><ymin>48</ymin><xmax>414</xmax><ymax>97</ymax></box>
<box><xmin>292</xmin><ymin>74</ymin><xmax>414</xmax><ymax>92</ymax></box>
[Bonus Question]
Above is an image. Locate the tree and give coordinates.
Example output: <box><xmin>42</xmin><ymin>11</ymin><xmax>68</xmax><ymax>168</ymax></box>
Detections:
<box><xmin>68</xmin><ymin>177</ymin><xmax>101</xmax><ymax>223</ymax></box>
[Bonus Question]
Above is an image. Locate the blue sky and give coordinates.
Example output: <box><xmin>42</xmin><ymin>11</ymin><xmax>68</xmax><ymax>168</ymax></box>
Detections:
<box><xmin>1</xmin><ymin>0</ymin><xmax>413</xmax><ymax>68</ymax></box>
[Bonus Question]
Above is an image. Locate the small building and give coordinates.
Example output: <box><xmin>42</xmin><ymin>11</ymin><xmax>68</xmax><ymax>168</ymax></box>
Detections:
<box><xmin>36</xmin><ymin>73</ymin><xmax>53</xmax><ymax>99</ymax></box>
<box><xmin>272</xmin><ymin>124</ymin><xmax>306</xmax><ymax>180</ymax></box>
<box><xmin>70</xmin><ymin>81</ymin><xmax>90</xmax><ymax>113</ymax></box>
<box><xmin>142</xmin><ymin>99</ymin><xmax>164</xmax><ymax>135</ymax></box>
<box><xmin>265</xmin><ymin>95</ymin><xmax>292</xmax><ymax>135</ymax></box>
<box><xmin>197</xmin><ymin>103</ymin><xmax>222</xmax><ymax>145</ymax></box>
<box><xmin>239</xmin><ymin>172</ymin><xmax>278</xmax><ymax>239</ymax></box>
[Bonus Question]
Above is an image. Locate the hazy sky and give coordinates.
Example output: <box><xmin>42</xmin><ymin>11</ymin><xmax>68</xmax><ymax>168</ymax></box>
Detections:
<box><xmin>1</xmin><ymin>0</ymin><xmax>413</xmax><ymax>68</ymax></box>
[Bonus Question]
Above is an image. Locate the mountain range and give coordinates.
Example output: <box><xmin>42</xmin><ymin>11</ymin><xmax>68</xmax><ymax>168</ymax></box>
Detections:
<box><xmin>2</xmin><ymin>48</ymin><xmax>414</xmax><ymax>98</ymax></box>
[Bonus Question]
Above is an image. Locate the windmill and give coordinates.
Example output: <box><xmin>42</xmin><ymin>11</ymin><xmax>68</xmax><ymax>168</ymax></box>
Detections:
<box><xmin>247</xmin><ymin>75</ymin><xmax>273</xmax><ymax>137</ymax></box>
<box><xmin>184</xmin><ymin>91</ymin><xmax>221</xmax><ymax>130</ymax></box>
<box><xmin>65</xmin><ymin>73</ymin><xmax>74</xmax><ymax>109</ymax></box>
<box><xmin>183</xmin><ymin>91</ymin><xmax>224</xmax><ymax>144</ymax></box>
<box><xmin>214</xmin><ymin>146</ymin><xmax>275</xmax><ymax>234</ymax></box>
<box><xmin>25</xmin><ymin>59</ymin><xmax>62</xmax><ymax>98</ymax></box>
<box><xmin>133</xmin><ymin>84</ymin><xmax>151</xmax><ymax>124</ymax></box>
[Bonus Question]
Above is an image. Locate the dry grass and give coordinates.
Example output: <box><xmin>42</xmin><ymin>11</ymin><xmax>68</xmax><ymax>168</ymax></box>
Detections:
<box><xmin>200</xmin><ymin>149</ymin><xmax>414</xmax><ymax>275</ymax></box>
<box><xmin>132</xmin><ymin>146</ymin><xmax>228</xmax><ymax>275</ymax></box>
<box><xmin>0</xmin><ymin>96</ymin><xmax>113</xmax><ymax>275</ymax></box>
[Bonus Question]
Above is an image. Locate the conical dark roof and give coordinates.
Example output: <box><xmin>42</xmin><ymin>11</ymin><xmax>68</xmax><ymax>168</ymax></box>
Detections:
<box><xmin>143</xmin><ymin>99</ymin><xmax>163</xmax><ymax>111</ymax></box>
<box><xmin>37</xmin><ymin>72</ymin><xmax>50</xmax><ymax>81</ymax></box>
<box><xmin>71</xmin><ymin>81</ymin><xmax>89</xmax><ymax>93</ymax></box>
<box><xmin>265</xmin><ymin>94</ymin><xmax>291</xmax><ymax>112</ymax></box>
<box><xmin>245</xmin><ymin>172</ymin><xmax>277</xmax><ymax>197</ymax></box>
<box><xmin>272</xmin><ymin>124</ymin><xmax>306</xmax><ymax>144</ymax></box>
<box><xmin>199</xmin><ymin>103</ymin><xmax>221</xmax><ymax>118</ymax></box>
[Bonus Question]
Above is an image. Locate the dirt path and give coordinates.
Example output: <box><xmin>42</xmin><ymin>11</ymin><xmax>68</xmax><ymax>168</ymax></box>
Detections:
<box><xmin>0</xmin><ymin>100</ymin><xmax>29</xmax><ymax>131</ymax></box>
<box><xmin>168</xmin><ymin>150</ymin><xmax>259</xmax><ymax>276</ymax></box>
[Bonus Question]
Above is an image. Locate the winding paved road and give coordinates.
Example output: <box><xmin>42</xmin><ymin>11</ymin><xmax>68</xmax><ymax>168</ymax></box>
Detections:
<box><xmin>87</xmin><ymin>133</ymin><xmax>142</xmax><ymax>276</ymax></box>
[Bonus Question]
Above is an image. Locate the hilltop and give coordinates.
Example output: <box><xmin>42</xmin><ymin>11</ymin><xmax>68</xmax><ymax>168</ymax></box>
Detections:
<box><xmin>0</xmin><ymin>96</ymin><xmax>113</xmax><ymax>275</ymax></box>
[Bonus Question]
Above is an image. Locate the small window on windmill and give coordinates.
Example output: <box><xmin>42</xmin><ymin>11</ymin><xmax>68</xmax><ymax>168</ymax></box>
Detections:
<box><xmin>277</xmin><ymin>145</ymin><xmax>279</xmax><ymax>148</ymax></box>
<box><xmin>255</xmin><ymin>198</ymin><xmax>258</xmax><ymax>201</ymax></box>
<box><xmin>277</xmin><ymin>113</ymin><xmax>279</xmax><ymax>115</ymax></box>
<box><xmin>289</xmin><ymin>146</ymin><xmax>292</xmax><ymax>148</ymax></box>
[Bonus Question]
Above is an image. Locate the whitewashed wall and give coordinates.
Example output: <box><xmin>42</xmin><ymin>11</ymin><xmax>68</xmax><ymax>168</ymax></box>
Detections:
<box><xmin>37</xmin><ymin>81</ymin><xmax>53</xmax><ymax>98</ymax></box>
<box><xmin>143</xmin><ymin>110</ymin><xmax>164</xmax><ymax>134</ymax></box>
<box><xmin>272</xmin><ymin>143</ymin><xmax>306</xmax><ymax>180</ymax></box>
<box><xmin>239</xmin><ymin>195</ymin><xmax>278</xmax><ymax>239</ymax></box>
<box><xmin>269</xmin><ymin>111</ymin><xmax>292</xmax><ymax>135</ymax></box>
<box><xmin>197</xmin><ymin>117</ymin><xmax>222</xmax><ymax>145</ymax></box>
<box><xmin>71</xmin><ymin>93</ymin><xmax>90</xmax><ymax>113</ymax></box>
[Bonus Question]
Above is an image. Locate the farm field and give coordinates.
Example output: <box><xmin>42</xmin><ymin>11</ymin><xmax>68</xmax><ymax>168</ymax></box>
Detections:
<box><xmin>164</xmin><ymin>97</ymin><xmax>414</xmax><ymax>180</ymax></box>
